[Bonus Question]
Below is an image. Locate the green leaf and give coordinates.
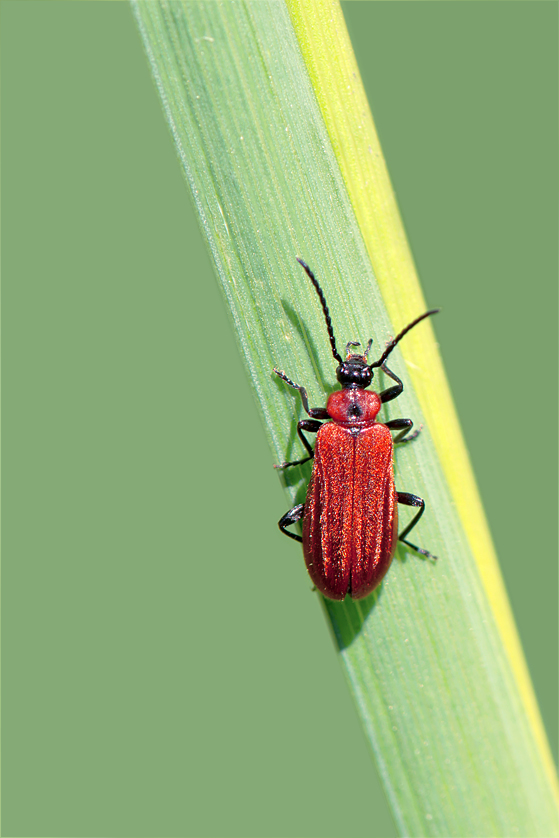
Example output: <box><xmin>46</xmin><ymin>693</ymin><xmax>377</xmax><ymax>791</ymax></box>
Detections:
<box><xmin>132</xmin><ymin>2</ymin><xmax>558</xmax><ymax>835</ymax></box>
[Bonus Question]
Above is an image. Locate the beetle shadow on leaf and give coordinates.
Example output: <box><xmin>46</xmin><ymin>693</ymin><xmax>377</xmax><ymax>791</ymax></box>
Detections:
<box><xmin>270</xmin><ymin>303</ymin><xmax>319</xmax><ymax>498</ymax></box>
<box><xmin>321</xmin><ymin>585</ymin><xmax>383</xmax><ymax>649</ymax></box>
<box><xmin>275</xmin><ymin>461</ymin><xmax>311</xmax><ymax>508</ymax></box>
<box><xmin>279</xmin><ymin>299</ymin><xmax>339</xmax><ymax>396</ymax></box>
<box><xmin>272</xmin><ymin>298</ymin><xmax>337</xmax><ymax>497</ymax></box>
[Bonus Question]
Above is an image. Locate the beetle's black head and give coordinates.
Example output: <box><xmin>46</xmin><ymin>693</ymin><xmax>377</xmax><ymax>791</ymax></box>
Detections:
<box><xmin>336</xmin><ymin>353</ymin><xmax>374</xmax><ymax>388</ymax></box>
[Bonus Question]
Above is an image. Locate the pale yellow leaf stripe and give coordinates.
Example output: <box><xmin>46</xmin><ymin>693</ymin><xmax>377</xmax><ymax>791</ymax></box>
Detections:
<box><xmin>287</xmin><ymin>0</ymin><xmax>558</xmax><ymax>796</ymax></box>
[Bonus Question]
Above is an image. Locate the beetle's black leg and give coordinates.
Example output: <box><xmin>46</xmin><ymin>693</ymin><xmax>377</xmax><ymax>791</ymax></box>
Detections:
<box><xmin>273</xmin><ymin>368</ymin><xmax>329</xmax><ymax>420</ymax></box>
<box><xmin>275</xmin><ymin>419</ymin><xmax>322</xmax><ymax>469</ymax></box>
<box><xmin>279</xmin><ymin>503</ymin><xmax>304</xmax><ymax>542</ymax></box>
<box><xmin>385</xmin><ymin>417</ymin><xmax>421</xmax><ymax>444</ymax></box>
<box><xmin>396</xmin><ymin>492</ymin><xmax>437</xmax><ymax>559</ymax></box>
<box><xmin>378</xmin><ymin>363</ymin><xmax>403</xmax><ymax>404</ymax></box>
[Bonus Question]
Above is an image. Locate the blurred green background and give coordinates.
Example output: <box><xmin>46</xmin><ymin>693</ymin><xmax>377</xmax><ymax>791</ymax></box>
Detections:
<box><xmin>2</xmin><ymin>2</ymin><xmax>556</xmax><ymax>836</ymax></box>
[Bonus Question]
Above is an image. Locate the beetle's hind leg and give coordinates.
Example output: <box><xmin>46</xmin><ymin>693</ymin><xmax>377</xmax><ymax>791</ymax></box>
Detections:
<box><xmin>274</xmin><ymin>419</ymin><xmax>322</xmax><ymax>469</ymax></box>
<box><xmin>279</xmin><ymin>503</ymin><xmax>304</xmax><ymax>542</ymax></box>
<box><xmin>396</xmin><ymin>492</ymin><xmax>437</xmax><ymax>560</ymax></box>
<box><xmin>385</xmin><ymin>417</ymin><xmax>422</xmax><ymax>444</ymax></box>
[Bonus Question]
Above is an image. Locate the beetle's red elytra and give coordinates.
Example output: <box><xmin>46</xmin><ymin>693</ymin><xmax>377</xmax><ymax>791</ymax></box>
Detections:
<box><xmin>275</xmin><ymin>259</ymin><xmax>438</xmax><ymax>601</ymax></box>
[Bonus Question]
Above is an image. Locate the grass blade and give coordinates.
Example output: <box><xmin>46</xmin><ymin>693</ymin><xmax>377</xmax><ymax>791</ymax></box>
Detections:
<box><xmin>132</xmin><ymin>2</ymin><xmax>558</xmax><ymax>835</ymax></box>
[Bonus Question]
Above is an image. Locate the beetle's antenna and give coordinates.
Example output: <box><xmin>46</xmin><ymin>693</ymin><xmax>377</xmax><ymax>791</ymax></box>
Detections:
<box><xmin>369</xmin><ymin>309</ymin><xmax>440</xmax><ymax>369</ymax></box>
<box><xmin>296</xmin><ymin>258</ymin><xmax>343</xmax><ymax>365</ymax></box>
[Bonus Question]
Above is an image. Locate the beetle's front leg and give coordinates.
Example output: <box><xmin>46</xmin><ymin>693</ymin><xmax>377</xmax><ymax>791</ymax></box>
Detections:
<box><xmin>273</xmin><ymin>368</ymin><xmax>329</xmax><ymax>420</ymax></box>
<box><xmin>278</xmin><ymin>503</ymin><xmax>304</xmax><ymax>542</ymax></box>
<box><xmin>275</xmin><ymin>419</ymin><xmax>322</xmax><ymax>469</ymax></box>
<box><xmin>378</xmin><ymin>362</ymin><xmax>403</xmax><ymax>404</ymax></box>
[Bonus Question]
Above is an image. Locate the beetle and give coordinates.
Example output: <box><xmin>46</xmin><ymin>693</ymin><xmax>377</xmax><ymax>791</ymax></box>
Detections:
<box><xmin>274</xmin><ymin>258</ymin><xmax>438</xmax><ymax>601</ymax></box>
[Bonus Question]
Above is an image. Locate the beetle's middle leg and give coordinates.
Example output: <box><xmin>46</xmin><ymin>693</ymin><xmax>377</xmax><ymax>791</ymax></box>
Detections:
<box><xmin>275</xmin><ymin>419</ymin><xmax>322</xmax><ymax>469</ymax></box>
<box><xmin>385</xmin><ymin>417</ymin><xmax>421</xmax><ymax>444</ymax></box>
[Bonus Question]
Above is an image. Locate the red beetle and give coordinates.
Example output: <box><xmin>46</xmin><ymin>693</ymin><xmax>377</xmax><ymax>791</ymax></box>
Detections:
<box><xmin>275</xmin><ymin>259</ymin><xmax>438</xmax><ymax>601</ymax></box>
